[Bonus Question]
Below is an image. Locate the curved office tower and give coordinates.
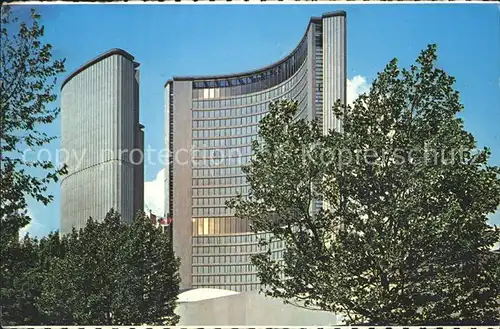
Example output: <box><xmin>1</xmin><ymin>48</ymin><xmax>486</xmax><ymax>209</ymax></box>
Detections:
<box><xmin>166</xmin><ymin>11</ymin><xmax>346</xmax><ymax>291</ymax></box>
<box><xmin>60</xmin><ymin>49</ymin><xmax>144</xmax><ymax>235</ymax></box>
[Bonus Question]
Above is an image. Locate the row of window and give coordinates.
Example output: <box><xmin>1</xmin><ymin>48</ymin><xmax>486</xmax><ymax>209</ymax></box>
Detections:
<box><xmin>193</xmin><ymin>243</ymin><xmax>278</xmax><ymax>256</ymax></box>
<box><xmin>271</xmin><ymin>249</ymin><xmax>285</xmax><ymax>260</ymax></box>
<box><xmin>192</xmin><ymin>250</ymin><xmax>284</xmax><ymax>266</ymax></box>
<box><xmin>193</xmin><ymin>147</ymin><xmax>252</xmax><ymax>160</ymax></box>
<box><xmin>193</xmin><ymin>167</ymin><xmax>243</xmax><ymax>178</ymax></box>
<box><xmin>193</xmin><ymin>113</ymin><xmax>266</xmax><ymax>129</ymax></box>
<box><xmin>192</xmin><ymin>207</ymin><xmax>234</xmax><ymax>218</ymax></box>
<box><xmin>192</xmin><ymin>232</ymin><xmax>272</xmax><ymax>245</ymax></box>
<box><xmin>192</xmin><ymin>106</ymin><xmax>267</xmax><ymax>121</ymax></box>
<box><xmin>193</xmin><ymin>186</ymin><xmax>250</xmax><ymax>197</ymax></box>
<box><xmin>192</xmin><ymin>157</ymin><xmax>247</xmax><ymax>168</ymax></box>
<box><xmin>193</xmin><ymin>197</ymin><xmax>233</xmax><ymax>207</ymax></box>
<box><xmin>193</xmin><ymin>126</ymin><xmax>258</xmax><ymax>139</ymax></box>
<box><xmin>193</xmin><ymin>99</ymin><xmax>269</xmax><ymax>113</ymax></box>
<box><xmin>192</xmin><ymin>179</ymin><xmax>246</xmax><ymax>190</ymax></box>
<box><xmin>193</xmin><ymin>156</ymin><xmax>252</xmax><ymax>168</ymax></box>
<box><xmin>192</xmin><ymin>216</ymin><xmax>250</xmax><ymax>235</ymax></box>
<box><xmin>192</xmin><ymin>254</ymin><xmax>254</xmax><ymax>265</ymax></box>
<box><xmin>193</xmin><ymin>273</ymin><xmax>259</xmax><ymax>285</ymax></box>
<box><xmin>193</xmin><ymin>138</ymin><xmax>254</xmax><ymax>149</ymax></box>
<box><xmin>193</xmin><ymin>176</ymin><xmax>247</xmax><ymax>187</ymax></box>
<box><xmin>193</xmin><ymin>264</ymin><xmax>256</xmax><ymax>275</ymax></box>
<box><xmin>192</xmin><ymin>283</ymin><xmax>262</xmax><ymax>292</ymax></box>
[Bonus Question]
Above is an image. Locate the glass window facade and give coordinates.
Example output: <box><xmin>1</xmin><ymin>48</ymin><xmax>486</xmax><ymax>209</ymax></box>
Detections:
<box><xmin>191</xmin><ymin>233</ymin><xmax>285</xmax><ymax>291</ymax></box>
<box><xmin>190</xmin><ymin>60</ymin><xmax>308</xmax><ymax>234</ymax></box>
<box><xmin>190</xmin><ymin>36</ymin><xmax>307</xmax><ymax>94</ymax></box>
<box><xmin>167</xmin><ymin>12</ymin><xmax>347</xmax><ymax>293</ymax></box>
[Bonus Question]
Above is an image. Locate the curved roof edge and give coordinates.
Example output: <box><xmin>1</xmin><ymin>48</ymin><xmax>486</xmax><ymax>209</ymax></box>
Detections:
<box><xmin>322</xmin><ymin>10</ymin><xmax>346</xmax><ymax>18</ymax></box>
<box><xmin>177</xmin><ymin>288</ymin><xmax>240</xmax><ymax>303</ymax></box>
<box><xmin>61</xmin><ymin>48</ymin><xmax>137</xmax><ymax>90</ymax></box>
<box><xmin>163</xmin><ymin>11</ymin><xmax>346</xmax><ymax>88</ymax></box>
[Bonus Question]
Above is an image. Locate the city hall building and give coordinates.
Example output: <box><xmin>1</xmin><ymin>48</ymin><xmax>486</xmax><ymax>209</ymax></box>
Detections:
<box><xmin>166</xmin><ymin>11</ymin><xmax>347</xmax><ymax>292</ymax></box>
<box><xmin>60</xmin><ymin>49</ymin><xmax>144</xmax><ymax>234</ymax></box>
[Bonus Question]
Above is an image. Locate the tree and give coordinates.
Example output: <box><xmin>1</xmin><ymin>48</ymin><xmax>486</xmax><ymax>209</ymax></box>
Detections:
<box><xmin>37</xmin><ymin>229</ymin><xmax>80</xmax><ymax>325</ymax></box>
<box><xmin>38</xmin><ymin>210</ymin><xmax>180</xmax><ymax>325</ymax></box>
<box><xmin>0</xmin><ymin>231</ymin><xmax>68</xmax><ymax>325</ymax></box>
<box><xmin>0</xmin><ymin>235</ymin><xmax>40</xmax><ymax>324</ymax></box>
<box><xmin>112</xmin><ymin>211</ymin><xmax>180</xmax><ymax>325</ymax></box>
<box><xmin>0</xmin><ymin>5</ymin><xmax>66</xmax><ymax>245</ymax></box>
<box><xmin>1</xmin><ymin>6</ymin><xmax>66</xmax><ymax>323</ymax></box>
<box><xmin>39</xmin><ymin>218</ymin><xmax>115</xmax><ymax>324</ymax></box>
<box><xmin>229</xmin><ymin>44</ymin><xmax>500</xmax><ymax>325</ymax></box>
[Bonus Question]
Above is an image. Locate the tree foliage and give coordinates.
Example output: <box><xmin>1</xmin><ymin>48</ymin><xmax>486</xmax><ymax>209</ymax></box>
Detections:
<box><xmin>0</xmin><ymin>5</ymin><xmax>66</xmax><ymax>247</ymax></box>
<box><xmin>1</xmin><ymin>210</ymin><xmax>181</xmax><ymax>325</ymax></box>
<box><xmin>229</xmin><ymin>44</ymin><xmax>500</xmax><ymax>325</ymax></box>
<box><xmin>1</xmin><ymin>5</ymin><xmax>67</xmax><ymax>323</ymax></box>
<box><xmin>0</xmin><ymin>6</ymin><xmax>181</xmax><ymax>325</ymax></box>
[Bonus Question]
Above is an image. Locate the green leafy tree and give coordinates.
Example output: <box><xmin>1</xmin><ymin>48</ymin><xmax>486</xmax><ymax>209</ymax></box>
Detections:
<box><xmin>0</xmin><ymin>5</ymin><xmax>66</xmax><ymax>243</ymax></box>
<box><xmin>1</xmin><ymin>6</ymin><xmax>66</xmax><ymax>320</ymax></box>
<box><xmin>229</xmin><ymin>44</ymin><xmax>500</xmax><ymax>325</ymax></box>
<box><xmin>38</xmin><ymin>210</ymin><xmax>180</xmax><ymax>325</ymax></box>
<box><xmin>0</xmin><ymin>236</ymin><xmax>40</xmax><ymax>324</ymax></box>
<box><xmin>113</xmin><ymin>211</ymin><xmax>180</xmax><ymax>325</ymax></box>
<box><xmin>0</xmin><ymin>231</ymin><xmax>68</xmax><ymax>325</ymax></box>
<box><xmin>37</xmin><ymin>229</ymin><xmax>80</xmax><ymax>324</ymax></box>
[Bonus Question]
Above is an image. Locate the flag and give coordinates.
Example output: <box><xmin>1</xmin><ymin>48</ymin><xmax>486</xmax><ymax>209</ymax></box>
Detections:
<box><xmin>150</xmin><ymin>212</ymin><xmax>157</xmax><ymax>225</ymax></box>
<box><xmin>159</xmin><ymin>215</ymin><xmax>173</xmax><ymax>227</ymax></box>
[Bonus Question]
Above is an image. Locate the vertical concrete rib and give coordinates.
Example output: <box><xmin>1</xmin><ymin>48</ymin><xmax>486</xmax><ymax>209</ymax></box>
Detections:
<box><xmin>306</xmin><ymin>22</ymin><xmax>316</xmax><ymax>121</ymax></box>
<box><xmin>171</xmin><ymin>81</ymin><xmax>193</xmax><ymax>290</ymax></box>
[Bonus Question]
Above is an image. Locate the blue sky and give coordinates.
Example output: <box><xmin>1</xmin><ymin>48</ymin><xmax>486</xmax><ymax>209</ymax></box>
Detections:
<box><xmin>14</xmin><ymin>4</ymin><xmax>500</xmax><ymax>237</ymax></box>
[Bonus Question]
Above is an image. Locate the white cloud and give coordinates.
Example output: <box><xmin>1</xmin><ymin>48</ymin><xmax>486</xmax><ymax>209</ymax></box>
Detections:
<box><xmin>19</xmin><ymin>223</ymin><xmax>32</xmax><ymax>240</ymax></box>
<box><xmin>19</xmin><ymin>208</ymin><xmax>41</xmax><ymax>240</ymax></box>
<box><xmin>144</xmin><ymin>168</ymin><xmax>165</xmax><ymax>216</ymax></box>
<box><xmin>347</xmin><ymin>75</ymin><xmax>370</xmax><ymax>105</ymax></box>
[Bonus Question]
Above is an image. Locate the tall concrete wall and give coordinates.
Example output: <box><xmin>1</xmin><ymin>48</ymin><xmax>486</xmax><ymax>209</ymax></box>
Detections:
<box><xmin>322</xmin><ymin>13</ymin><xmax>347</xmax><ymax>135</ymax></box>
<box><xmin>171</xmin><ymin>81</ymin><xmax>194</xmax><ymax>290</ymax></box>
